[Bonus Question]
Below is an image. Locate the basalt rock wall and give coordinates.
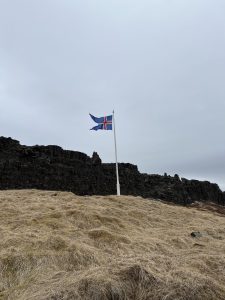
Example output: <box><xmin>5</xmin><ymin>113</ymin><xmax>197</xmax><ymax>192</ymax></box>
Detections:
<box><xmin>0</xmin><ymin>137</ymin><xmax>224</xmax><ymax>205</ymax></box>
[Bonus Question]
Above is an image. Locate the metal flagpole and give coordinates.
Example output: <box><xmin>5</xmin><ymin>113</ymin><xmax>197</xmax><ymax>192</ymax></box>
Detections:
<box><xmin>112</xmin><ymin>110</ymin><xmax>120</xmax><ymax>196</ymax></box>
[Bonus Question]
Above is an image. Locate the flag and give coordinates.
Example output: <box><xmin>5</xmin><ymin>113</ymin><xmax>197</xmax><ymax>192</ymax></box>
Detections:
<box><xmin>90</xmin><ymin>114</ymin><xmax>113</xmax><ymax>130</ymax></box>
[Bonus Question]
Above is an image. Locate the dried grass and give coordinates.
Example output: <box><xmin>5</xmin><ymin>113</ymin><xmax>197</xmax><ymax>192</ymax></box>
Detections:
<box><xmin>0</xmin><ymin>190</ymin><xmax>225</xmax><ymax>299</ymax></box>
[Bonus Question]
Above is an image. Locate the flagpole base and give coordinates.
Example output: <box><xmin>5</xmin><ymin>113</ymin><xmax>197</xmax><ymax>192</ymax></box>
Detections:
<box><xmin>117</xmin><ymin>183</ymin><xmax>121</xmax><ymax>196</ymax></box>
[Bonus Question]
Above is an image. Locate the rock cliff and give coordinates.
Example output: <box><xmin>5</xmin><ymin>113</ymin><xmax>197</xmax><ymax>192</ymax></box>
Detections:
<box><xmin>0</xmin><ymin>137</ymin><xmax>224</xmax><ymax>205</ymax></box>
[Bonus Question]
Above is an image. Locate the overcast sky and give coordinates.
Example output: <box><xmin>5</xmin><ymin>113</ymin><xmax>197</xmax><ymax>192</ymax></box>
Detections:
<box><xmin>0</xmin><ymin>0</ymin><xmax>224</xmax><ymax>190</ymax></box>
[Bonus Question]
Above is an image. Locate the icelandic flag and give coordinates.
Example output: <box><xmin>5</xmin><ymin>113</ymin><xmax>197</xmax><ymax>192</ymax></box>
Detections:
<box><xmin>90</xmin><ymin>114</ymin><xmax>113</xmax><ymax>130</ymax></box>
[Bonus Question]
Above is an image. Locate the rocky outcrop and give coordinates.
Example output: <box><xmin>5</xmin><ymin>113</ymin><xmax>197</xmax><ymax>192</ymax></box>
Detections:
<box><xmin>0</xmin><ymin>136</ymin><xmax>224</xmax><ymax>205</ymax></box>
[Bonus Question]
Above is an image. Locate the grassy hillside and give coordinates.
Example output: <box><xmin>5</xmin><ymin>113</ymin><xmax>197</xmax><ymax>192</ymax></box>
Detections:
<box><xmin>0</xmin><ymin>190</ymin><xmax>225</xmax><ymax>299</ymax></box>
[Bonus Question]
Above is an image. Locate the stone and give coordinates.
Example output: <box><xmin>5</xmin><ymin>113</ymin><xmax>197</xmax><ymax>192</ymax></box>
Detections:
<box><xmin>0</xmin><ymin>136</ymin><xmax>224</xmax><ymax>206</ymax></box>
<box><xmin>191</xmin><ymin>232</ymin><xmax>203</xmax><ymax>238</ymax></box>
<box><xmin>174</xmin><ymin>174</ymin><xmax>180</xmax><ymax>181</ymax></box>
<box><xmin>91</xmin><ymin>152</ymin><xmax>102</xmax><ymax>165</ymax></box>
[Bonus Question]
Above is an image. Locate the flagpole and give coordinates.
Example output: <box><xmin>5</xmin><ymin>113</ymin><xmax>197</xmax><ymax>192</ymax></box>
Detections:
<box><xmin>112</xmin><ymin>110</ymin><xmax>120</xmax><ymax>196</ymax></box>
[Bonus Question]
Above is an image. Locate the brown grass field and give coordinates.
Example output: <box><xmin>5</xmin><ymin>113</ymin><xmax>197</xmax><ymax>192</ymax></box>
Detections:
<box><xmin>0</xmin><ymin>190</ymin><xmax>225</xmax><ymax>299</ymax></box>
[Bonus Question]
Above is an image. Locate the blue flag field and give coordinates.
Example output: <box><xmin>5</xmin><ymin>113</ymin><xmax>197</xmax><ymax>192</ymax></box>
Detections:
<box><xmin>90</xmin><ymin>114</ymin><xmax>113</xmax><ymax>131</ymax></box>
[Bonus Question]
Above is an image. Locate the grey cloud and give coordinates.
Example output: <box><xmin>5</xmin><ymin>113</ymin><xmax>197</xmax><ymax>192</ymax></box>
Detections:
<box><xmin>0</xmin><ymin>0</ymin><xmax>224</xmax><ymax>190</ymax></box>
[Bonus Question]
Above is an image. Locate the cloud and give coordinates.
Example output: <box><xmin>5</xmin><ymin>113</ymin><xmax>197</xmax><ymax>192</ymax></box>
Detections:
<box><xmin>0</xmin><ymin>0</ymin><xmax>224</xmax><ymax>190</ymax></box>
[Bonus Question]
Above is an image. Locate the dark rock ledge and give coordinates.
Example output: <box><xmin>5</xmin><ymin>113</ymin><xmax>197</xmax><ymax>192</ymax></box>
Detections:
<box><xmin>0</xmin><ymin>137</ymin><xmax>224</xmax><ymax>206</ymax></box>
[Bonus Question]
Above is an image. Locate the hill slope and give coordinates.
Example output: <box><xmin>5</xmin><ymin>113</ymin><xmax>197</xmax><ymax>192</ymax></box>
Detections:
<box><xmin>0</xmin><ymin>190</ymin><xmax>225</xmax><ymax>299</ymax></box>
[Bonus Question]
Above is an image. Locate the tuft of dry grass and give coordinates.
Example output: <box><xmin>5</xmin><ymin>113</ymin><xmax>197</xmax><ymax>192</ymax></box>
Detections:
<box><xmin>0</xmin><ymin>190</ymin><xmax>225</xmax><ymax>299</ymax></box>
